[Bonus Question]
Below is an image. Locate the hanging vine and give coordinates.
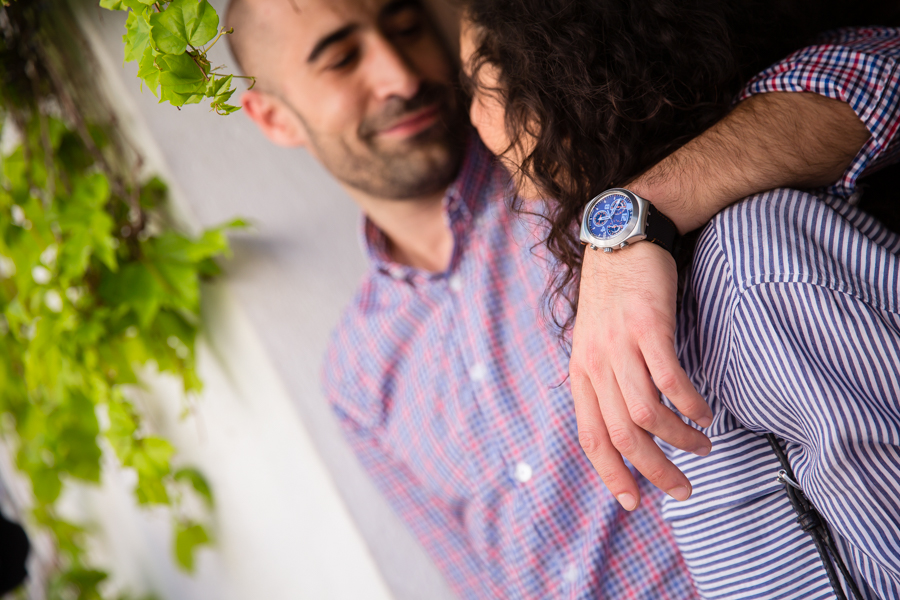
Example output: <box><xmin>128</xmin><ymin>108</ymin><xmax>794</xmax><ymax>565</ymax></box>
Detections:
<box><xmin>0</xmin><ymin>0</ymin><xmax>244</xmax><ymax>597</ymax></box>
<box><xmin>103</xmin><ymin>0</ymin><xmax>253</xmax><ymax>114</ymax></box>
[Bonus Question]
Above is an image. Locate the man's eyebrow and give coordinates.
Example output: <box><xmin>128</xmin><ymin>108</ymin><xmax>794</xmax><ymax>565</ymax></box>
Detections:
<box><xmin>307</xmin><ymin>24</ymin><xmax>358</xmax><ymax>63</ymax></box>
<box><xmin>379</xmin><ymin>0</ymin><xmax>421</xmax><ymax>19</ymax></box>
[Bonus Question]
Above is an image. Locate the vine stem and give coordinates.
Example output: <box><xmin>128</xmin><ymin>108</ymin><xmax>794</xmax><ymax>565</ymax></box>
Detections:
<box><xmin>234</xmin><ymin>74</ymin><xmax>257</xmax><ymax>90</ymax></box>
<box><xmin>187</xmin><ymin>45</ymin><xmax>210</xmax><ymax>82</ymax></box>
<box><xmin>203</xmin><ymin>26</ymin><xmax>232</xmax><ymax>55</ymax></box>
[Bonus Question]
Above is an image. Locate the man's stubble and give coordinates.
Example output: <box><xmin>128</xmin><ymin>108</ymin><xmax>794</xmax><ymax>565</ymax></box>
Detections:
<box><xmin>292</xmin><ymin>82</ymin><xmax>468</xmax><ymax>201</ymax></box>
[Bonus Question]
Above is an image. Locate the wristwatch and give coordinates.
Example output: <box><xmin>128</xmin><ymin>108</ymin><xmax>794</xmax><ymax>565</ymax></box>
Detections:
<box><xmin>580</xmin><ymin>188</ymin><xmax>678</xmax><ymax>254</ymax></box>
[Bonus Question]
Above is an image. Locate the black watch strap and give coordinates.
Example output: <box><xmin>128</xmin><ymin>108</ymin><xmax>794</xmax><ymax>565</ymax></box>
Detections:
<box><xmin>645</xmin><ymin>202</ymin><xmax>679</xmax><ymax>255</ymax></box>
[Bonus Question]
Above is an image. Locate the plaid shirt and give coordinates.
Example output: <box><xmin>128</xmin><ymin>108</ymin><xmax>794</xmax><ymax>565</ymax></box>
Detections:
<box><xmin>322</xmin><ymin>28</ymin><xmax>899</xmax><ymax>600</ymax></box>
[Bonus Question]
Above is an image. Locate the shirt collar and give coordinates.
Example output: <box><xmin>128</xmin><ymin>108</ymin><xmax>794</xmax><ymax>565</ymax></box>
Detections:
<box><xmin>360</xmin><ymin>133</ymin><xmax>496</xmax><ymax>283</ymax></box>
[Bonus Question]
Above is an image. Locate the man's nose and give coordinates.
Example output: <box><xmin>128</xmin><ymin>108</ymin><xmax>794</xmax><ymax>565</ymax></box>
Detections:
<box><xmin>365</xmin><ymin>36</ymin><xmax>421</xmax><ymax>102</ymax></box>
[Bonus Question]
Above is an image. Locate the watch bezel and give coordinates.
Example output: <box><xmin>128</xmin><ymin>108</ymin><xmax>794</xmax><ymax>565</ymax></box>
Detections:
<box><xmin>580</xmin><ymin>188</ymin><xmax>647</xmax><ymax>248</ymax></box>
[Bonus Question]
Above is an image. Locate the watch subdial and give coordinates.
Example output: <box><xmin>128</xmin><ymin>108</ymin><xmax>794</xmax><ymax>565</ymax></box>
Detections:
<box><xmin>591</xmin><ymin>209</ymin><xmax>611</xmax><ymax>227</ymax></box>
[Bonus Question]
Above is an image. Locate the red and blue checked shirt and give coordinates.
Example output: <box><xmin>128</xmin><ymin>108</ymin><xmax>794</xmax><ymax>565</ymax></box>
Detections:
<box><xmin>321</xmin><ymin>27</ymin><xmax>900</xmax><ymax>600</ymax></box>
<box><xmin>321</xmin><ymin>137</ymin><xmax>694</xmax><ymax>599</ymax></box>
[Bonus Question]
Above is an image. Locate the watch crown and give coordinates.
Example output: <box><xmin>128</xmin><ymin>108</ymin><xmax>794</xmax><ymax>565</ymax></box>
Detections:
<box><xmin>603</xmin><ymin>247</ymin><xmax>613</xmax><ymax>254</ymax></box>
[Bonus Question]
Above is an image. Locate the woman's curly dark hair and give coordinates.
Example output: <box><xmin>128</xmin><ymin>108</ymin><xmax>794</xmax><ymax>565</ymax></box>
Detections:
<box><xmin>461</xmin><ymin>0</ymin><xmax>899</xmax><ymax>336</ymax></box>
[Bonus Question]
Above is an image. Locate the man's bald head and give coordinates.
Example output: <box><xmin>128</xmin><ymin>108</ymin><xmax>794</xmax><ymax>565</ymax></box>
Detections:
<box><xmin>225</xmin><ymin>0</ymin><xmax>271</xmax><ymax>84</ymax></box>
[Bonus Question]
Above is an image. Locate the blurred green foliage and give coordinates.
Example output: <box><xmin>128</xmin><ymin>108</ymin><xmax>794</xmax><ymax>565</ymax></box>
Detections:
<box><xmin>0</xmin><ymin>112</ymin><xmax>239</xmax><ymax>597</ymax></box>
<box><xmin>0</xmin><ymin>1</ymin><xmax>247</xmax><ymax>596</ymax></box>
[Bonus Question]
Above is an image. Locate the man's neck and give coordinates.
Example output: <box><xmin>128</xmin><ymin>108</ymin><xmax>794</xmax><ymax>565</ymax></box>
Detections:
<box><xmin>350</xmin><ymin>187</ymin><xmax>454</xmax><ymax>273</ymax></box>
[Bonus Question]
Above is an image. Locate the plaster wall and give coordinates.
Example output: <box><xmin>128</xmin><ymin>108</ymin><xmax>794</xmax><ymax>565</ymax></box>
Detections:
<box><xmin>61</xmin><ymin>1</ymin><xmax>459</xmax><ymax>598</ymax></box>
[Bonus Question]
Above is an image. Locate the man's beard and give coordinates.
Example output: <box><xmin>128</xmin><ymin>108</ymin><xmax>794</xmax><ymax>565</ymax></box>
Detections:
<box><xmin>299</xmin><ymin>81</ymin><xmax>467</xmax><ymax>200</ymax></box>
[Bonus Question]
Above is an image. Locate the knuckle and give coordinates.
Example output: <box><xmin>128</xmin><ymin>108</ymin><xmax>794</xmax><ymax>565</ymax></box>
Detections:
<box><xmin>680</xmin><ymin>399</ymin><xmax>706</xmax><ymax>419</ymax></box>
<box><xmin>607</xmin><ymin>424</ymin><xmax>639</xmax><ymax>454</ymax></box>
<box><xmin>653</xmin><ymin>370</ymin><xmax>680</xmax><ymax>395</ymax></box>
<box><xmin>578</xmin><ymin>429</ymin><xmax>606</xmax><ymax>457</ymax></box>
<box><xmin>645</xmin><ymin>466</ymin><xmax>671</xmax><ymax>486</ymax></box>
<box><xmin>595</xmin><ymin>467</ymin><xmax>625</xmax><ymax>489</ymax></box>
<box><xmin>628</xmin><ymin>402</ymin><xmax>658</xmax><ymax>431</ymax></box>
<box><xmin>583</xmin><ymin>346</ymin><xmax>606</xmax><ymax>377</ymax></box>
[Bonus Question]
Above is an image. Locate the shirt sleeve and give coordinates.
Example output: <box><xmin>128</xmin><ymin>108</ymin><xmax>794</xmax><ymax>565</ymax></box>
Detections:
<box><xmin>327</xmin><ymin>400</ymin><xmax>486</xmax><ymax>600</ymax></box>
<box><xmin>738</xmin><ymin>27</ymin><xmax>900</xmax><ymax>199</ymax></box>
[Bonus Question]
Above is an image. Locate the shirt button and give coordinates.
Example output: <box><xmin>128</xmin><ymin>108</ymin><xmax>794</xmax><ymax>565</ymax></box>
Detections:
<box><xmin>387</xmin><ymin>266</ymin><xmax>406</xmax><ymax>280</ymax></box>
<box><xmin>562</xmin><ymin>564</ymin><xmax>578</xmax><ymax>583</ymax></box>
<box><xmin>469</xmin><ymin>362</ymin><xmax>488</xmax><ymax>382</ymax></box>
<box><xmin>448</xmin><ymin>274</ymin><xmax>463</xmax><ymax>292</ymax></box>
<box><xmin>513</xmin><ymin>461</ymin><xmax>533</xmax><ymax>483</ymax></box>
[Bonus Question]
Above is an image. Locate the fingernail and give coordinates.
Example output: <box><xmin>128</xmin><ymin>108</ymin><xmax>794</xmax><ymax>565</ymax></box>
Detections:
<box><xmin>617</xmin><ymin>493</ymin><xmax>638</xmax><ymax>511</ymax></box>
<box><xmin>696</xmin><ymin>415</ymin><xmax>713</xmax><ymax>428</ymax></box>
<box><xmin>692</xmin><ymin>444</ymin><xmax>712</xmax><ymax>457</ymax></box>
<box><xmin>667</xmin><ymin>485</ymin><xmax>691</xmax><ymax>502</ymax></box>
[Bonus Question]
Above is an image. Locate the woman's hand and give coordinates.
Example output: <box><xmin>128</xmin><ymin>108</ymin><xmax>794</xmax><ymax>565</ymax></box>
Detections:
<box><xmin>570</xmin><ymin>242</ymin><xmax>713</xmax><ymax>510</ymax></box>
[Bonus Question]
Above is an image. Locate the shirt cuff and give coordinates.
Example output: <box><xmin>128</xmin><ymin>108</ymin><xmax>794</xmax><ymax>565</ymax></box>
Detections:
<box><xmin>738</xmin><ymin>27</ymin><xmax>900</xmax><ymax>199</ymax></box>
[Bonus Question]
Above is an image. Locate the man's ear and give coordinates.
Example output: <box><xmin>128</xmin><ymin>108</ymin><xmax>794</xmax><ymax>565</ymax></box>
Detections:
<box><xmin>241</xmin><ymin>90</ymin><xmax>310</xmax><ymax>148</ymax></box>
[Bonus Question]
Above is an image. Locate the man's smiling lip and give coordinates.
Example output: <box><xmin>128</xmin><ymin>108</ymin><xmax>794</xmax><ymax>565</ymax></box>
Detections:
<box><xmin>378</xmin><ymin>105</ymin><xmax>442</xmax><ymax>139</ymax></box>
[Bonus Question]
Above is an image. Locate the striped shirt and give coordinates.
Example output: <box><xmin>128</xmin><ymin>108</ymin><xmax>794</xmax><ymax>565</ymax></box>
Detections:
<box><xmin>663</xmin><ymin>28</ymin><xmax>900</xmax><ymax>600</ymax></box>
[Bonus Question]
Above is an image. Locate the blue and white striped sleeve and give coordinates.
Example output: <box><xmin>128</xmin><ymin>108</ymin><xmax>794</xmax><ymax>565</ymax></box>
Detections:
<box><xmin>699</xmin><ymin>190</ymin><xmax>900</xmax><ymax>599</ymax></box>
<box><xmin>738</xmin><ymin>27</ymin><xmax>900</xmax><ymax>199</ymax></box>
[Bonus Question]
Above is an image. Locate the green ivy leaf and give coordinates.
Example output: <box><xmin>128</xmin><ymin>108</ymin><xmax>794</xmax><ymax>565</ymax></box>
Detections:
<box><xmin>133</xmin><ymin>437</ymin><xmax>174</xmax><ymax>477</ymax></box>
<box><xmin>123</xmin><ymin>10</ymin><xmax>152</xmax><ymax>63</ymax></box>
<box><xmin>157</xmin><ymin>53</ymin><xmax>209</xmax><ymax>106</ymax></box>
<box><xmin>174</xmin><ymin>467</ymin><xmax>213</xmax><ymax>508</ymax></box>
<box><xmin>136</xmin><ymin>472</ymin><xmax>170</xmax><ymax>504</ymax></box>
<box><xmin>106</xmin><ymin>399</ymin><xmax>138</xmax><ymax>462</ymax></box>
<box><xmin>98</xmin><ymin>263</ymin><xmax>164</xmax><ymax>326</ymax></box>
<box><xmin>31</xmin><ymin>468</ymin><xmax>62</xmax><ymax>504</ymax></box>
<box><xmin>174</xmin><ymin>522</ymin><xmax>210</xmax><ymax>572</ymax></box>
<box><xmin>149</xmin><ymin>0</ymin><xmax>219</xmax><ymax>56</ymax></box>
<box><xmin>54</xmin><ymin>392</ymin><xmax>102</xmax><ymax>483</ymax></box>
<box><xmin>137</xmin><ymin>46</ymin><xmax>161</xmax><ymax>96</ymax></box>
<box><xmin>122</xmin><ymin>0</ymin><xmax>154</xmax><ymax>11</ymax></box>
<box><xmin>51</xmin><ymin>567</ymin><xmax>108</xmax><ymax>600</ymax></box>
<box><xmin>99</xmin><ymin>0</ymin><xmax>125</xmax><ymax>10</ymax></box>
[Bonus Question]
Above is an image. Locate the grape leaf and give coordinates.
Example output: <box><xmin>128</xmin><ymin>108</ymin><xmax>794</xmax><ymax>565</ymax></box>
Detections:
<box><xmin>99</xmin><ymin>0</ymin><xmax>125</xmax><ymax>10</ymax></box>
<box><xmin>137</xmin><ymin>46</ymin><xmax>161</xmax><ymax>96</ymax></box>
<box><xmin>31</xmin><ymin>468</ymin><xmax>62</xmax><ymax>504</ymax></box>
<box><xmin>98</xmin><ymin>263</ymin><xmax>164</xmax><ymax>326</ymax></box>
<box><xmin>149</xmin><ymin>0</ymin><xmax>219</xmax><ymax>56</ymax></box>
<box><xmin>122</xmin><ymin>0</ymin><xmax>154</xmax><ymax>12</ymax></box>
<box><xmin>157</xmin><ymin>53</ymin><xmax>209</xmax><ymax>106</ymax></box>
<box><xmin>174</xmin><ymin>522</ymin><xmax>210</xmax><ymax>572</ymax></box>
<box><xmin>136</xmin><ymin>472</ymin><xmax>170</xmax><ymax>504</ymax></box>
<box><xmin>123</xmin><ymin>10</ymin><xmax>152</xmax><ymax>63</ymax></box>
<box><xmin>174</xmin><ymin>467</ymin><xmax>214</xmax><ymax>508</ymax></box>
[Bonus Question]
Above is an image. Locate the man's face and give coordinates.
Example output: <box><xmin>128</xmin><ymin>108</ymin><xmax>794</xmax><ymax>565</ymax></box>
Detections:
<box><xmin>242</xmin><ymin>0</ymin><xmax>465</xmax><ymax>200</ymax></box>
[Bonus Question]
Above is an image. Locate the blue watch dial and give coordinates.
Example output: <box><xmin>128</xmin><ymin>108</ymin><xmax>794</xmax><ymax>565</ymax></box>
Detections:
<box><xmin>587</xmin><ymin>193</ymin><xmax>634</xmax><ymax>240</ymax></box>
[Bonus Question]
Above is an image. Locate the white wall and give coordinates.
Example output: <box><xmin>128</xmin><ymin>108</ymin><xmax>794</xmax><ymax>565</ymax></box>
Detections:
<box><xmin>54</xmin><ymin>1</ymin><xmax>458</xmax><ymax>598</ymax></box>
